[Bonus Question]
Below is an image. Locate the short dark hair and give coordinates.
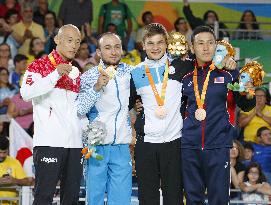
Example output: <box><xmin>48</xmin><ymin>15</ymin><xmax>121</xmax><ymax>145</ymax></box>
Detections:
<box><xmin>142</xmin><ymin>23</ymin><xmax>167</xmax><ymax>42</ymax></box>
<box><xmin>35</xmin><ymin>51</ymin><xmax>47</xmax><ymax>59</ymax></box>
<box><xmin>14</xmin><ymin>54</ymin><xmax>28</xmax><ymax>65</ymax></box>
<box><xmin>142</xmin><ymin>11</ymin><xmax>152</xmax><ymax>23</ymax></box>
<box><xmin>80</xmin><ymin>39</ymin><xmax>88</xmax><ymax>46</ymax></box>
<box><xmin>106</xmin><ymin>23</ymin><xmax>117</xmax><ymax>31</ymax></box>
<box><xmin>191</xmin><ymin>25</ymin><xmax>216</xmax><ymax>44</ymax></box>
<box><xmin>243</xmin><ymin>142</ymin><xmax>254</xmax><ymax>152</ymax></box>
<box><xmin>257</xmin><ymin>126</ymin><xmax>270</xmax><ymax>138</ymax></box>
<box><xmin>0</xmin><ymin>137</ymin><xmax>9</xmax><ymax>150</ymax></box>
<box><xmin>97</xmin><ymin>32</ymin><xmax>121</xmax><ymax>49</ymax></box>
<box><xmin>4</xmin><ymin>8</ymin><xmax>18</xmax><ymax>21</ymax></box>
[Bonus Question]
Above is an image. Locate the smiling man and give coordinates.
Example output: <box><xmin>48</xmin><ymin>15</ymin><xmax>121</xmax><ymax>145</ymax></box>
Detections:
<box><xmin>21</xmin><ymin>24</ymin><xmax>83</xmax><ymax>205</ymax></box>
<box><xmin>130</xmin><ymin>23</ymin><xmax>185</xmax><ymax>205</ymax></box>
<box><xmin>77</xmin><ymin>32</ymin><xmax>133</xmax><ymax>205</ymax></box>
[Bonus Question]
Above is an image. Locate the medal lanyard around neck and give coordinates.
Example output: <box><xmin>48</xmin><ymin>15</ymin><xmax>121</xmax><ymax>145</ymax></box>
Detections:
<box><xmin>193</xmin><ymin>63</ymin><xmax>215</xmax><ymax>109</ymax></box>
<box><xmin>145</xmin><ymin>60</ymin><xmax>169</xmax><ymax>106</ymax></box>
<box><xmin>48</xmin><ymin>53</ymin><xmax>57</xmax><ymax>67</ymax></box>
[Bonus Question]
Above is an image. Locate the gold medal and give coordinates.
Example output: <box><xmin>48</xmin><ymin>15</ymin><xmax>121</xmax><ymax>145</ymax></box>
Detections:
<box><xmin>195</xmin><ymin>108</ymin><xmax>206</xmax><ymax>121</ymax></box>
<box><xmin>155</xmin><ymin>106</ymin><xmax>167</xmax><ymax>119</ymax></box>
<box><xmin>98</xmin><ymin>65</ymin><xmax>117</xmax><ymax>80</ymax></box>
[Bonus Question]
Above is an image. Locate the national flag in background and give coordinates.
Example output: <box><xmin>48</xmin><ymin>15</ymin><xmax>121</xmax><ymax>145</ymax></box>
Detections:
<box><xmin>9</xmin><ymin>119</ymin><xmax>34</xmax><ymax>177</ymax></box>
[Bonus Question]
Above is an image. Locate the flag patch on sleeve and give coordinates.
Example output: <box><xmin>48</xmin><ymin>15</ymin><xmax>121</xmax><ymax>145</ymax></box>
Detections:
<box><xmin>214</xmin><ymin>77</ymin><xmax>224</xmax><ymax>83</ymax></box>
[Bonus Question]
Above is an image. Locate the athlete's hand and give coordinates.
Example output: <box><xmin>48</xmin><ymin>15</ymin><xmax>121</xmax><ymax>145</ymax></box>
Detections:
<box><xmin>134</xmin><ymin>99</ymin><xmax>143</xmax><ymax>114</ymax></box>
<box><xmin>222</xmin><ymin>56</ymin><xmax>236</xmax><ymax>70</ymax></box>
<box><xmin>56</xmin><ymin>64</ymin><xmax>72</xmax><ymax>76</ymax></box>
<box><xmin>94</xmin><ymin>69</ymin><xmax>110</xmax><ymax>92</ymax></box>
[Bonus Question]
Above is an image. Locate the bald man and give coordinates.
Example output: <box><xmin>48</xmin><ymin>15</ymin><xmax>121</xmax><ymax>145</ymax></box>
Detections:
<box><xmin>21</xmin><ymin>24</ymin><xmax>83</xmax><ymax>205</ymax></box>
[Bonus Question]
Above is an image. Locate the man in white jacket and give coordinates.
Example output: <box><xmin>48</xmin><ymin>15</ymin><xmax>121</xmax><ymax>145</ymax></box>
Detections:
<box><xmin>20</xmin><ymin>24</ymin><xmax>83</xmax><ymax>205</ymax></box>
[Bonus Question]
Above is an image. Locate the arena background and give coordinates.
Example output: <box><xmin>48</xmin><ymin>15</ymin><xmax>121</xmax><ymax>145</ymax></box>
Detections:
<box><xmin>48</xmin><ymin>0</ymin><xmax>271</xmax><ymax>83</ymax></box>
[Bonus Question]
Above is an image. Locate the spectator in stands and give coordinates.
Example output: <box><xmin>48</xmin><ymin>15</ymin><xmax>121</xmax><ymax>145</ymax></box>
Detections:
<box><xmin>0</xmin><ymin>43</ymin><xmax>14</xmax><ymax>72</ymax></box>
<box><xmin>0</xmin><ymin>137</ymin><xmax>33</xmax><ymax>205</ymax></box>
<box><xmin>235</xmin><ymin>10</ymin><xmax>263</xmax><ymax>40</ymax></box>
<box><xmin>243</xmin><ymin>142</ymin><xmax>254</xmax><ymax>167</ymax></box>
<box><xmin>252</xmin><ymin>127</ymin><xmax>271</xmax><ymax>183</ymax></box>
<box><xmin>27</xmin><ymin>37</ymin><xmax>45</xmax><ymax>64</ymax></box>
<box><xmin>173</xmin><ymin>17</ymin><xmax>192</xmax><ymax>43</ymax></box>
<box><xmin>98</xmin><ymin>0</ymin><xmax>133</xmax><ymax>47</ymax></box>
<box><xmin>135</xmin><ymin>11</ymin><xmax>154</xmax><ymax>52</ymax></box>
<box><xmin>80</xmin><ymin>22</ymin><xmax>97</xmax><ymax>53</ymax></box>
<box><xmin>240</xmin><ymin>162</ymin><xmax>271</xmax><ymax>203</ymax></box>
<box><xmin>0</xmin><ymin>67</ymin><xmax>17</xmax><ymax>115</ymax></box>
<box><xmin>83</xmin><ymin>52</ymin><xmax>100</xmax><ymax>72</ymax></box>
<box><xmin>182</xmin><ymin>0</ymin><xmax>229</xmax><ymax>39</ymax></box>
<box><xmin>74</xmin><ymin>40</ymin><xmax>95</xmax><ymax>70</ymax></box>
<box><xmin>0</xmin><ymin>9</ymin><xmax>18</xmax><ymax>43</ymax></box>
<box><xmin>44</xmin><ymin>11</ymin><xmax>58</xmax><ymax>54</ymax></box>
<box><xmin>58</xmin><ymin>0</ymin><xmax>93</xmax><ymax>29</ymax></box>
<box><xmin>106</xmin><ymin>22</ymin><xmax>118</xmax><ymax>34</ymax></box>
<box><xmin>35</xmin><ymin>50</ymin><xmax>46</xmax><ymax>59</ymax></box>
<box><xmin>9</xmin><ymin>54</ymin><xmax>28</xmax><ymax>89</ymax></box>
<box><xmin>2</xmin><ymin>9</ymin><xmax>20</xmax><ymax>58</ymax></box>
<box><xmin>231</xmin><ymin>140</ymin><xmax>245</xmax><ymax>189</ymax></box>
<box><xmin>7</xmin><ymin>89</ymin><xmax>33</xmax><ymax>131</ymax></box>
<box><xmin>239</xmin><ymin>87</ymin><xmax>271</xmax><ymax>143</ymax></box>
<box><xmin>11</xmin><ymin>2</ymin><xmax>45</xmax><ymax>56</ymax></box>
<box><xmin>33</xmin><ymin>0</ymin><xmax>52</xmax><ymax>27</ymax></box>
<box><xmin>0</xmin><ymin>0</ymin><xmax>21</xmax><ymax>19</ymax></box>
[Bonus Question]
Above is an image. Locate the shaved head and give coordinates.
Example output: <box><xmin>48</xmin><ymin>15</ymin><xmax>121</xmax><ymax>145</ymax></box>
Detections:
<box><xmin>97</xmin><ymin>32</ymin><xmax>121</xmax><ymax>49</ymax></box>
<box><xmin>57</xmin><ymin>24</ymin><xmax>81</xmax><ymax>39</ymax></box>
<box><xmin>54</xmin><ymin>24</ymin><xmax>81</xmax><ymax>60</ymax></box>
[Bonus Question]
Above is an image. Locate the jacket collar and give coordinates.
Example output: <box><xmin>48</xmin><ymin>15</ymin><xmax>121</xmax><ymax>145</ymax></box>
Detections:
<box><xmin>144</xmin><ymin>53</ymin><xmax>168</xmax><ymax>68</ymax></box>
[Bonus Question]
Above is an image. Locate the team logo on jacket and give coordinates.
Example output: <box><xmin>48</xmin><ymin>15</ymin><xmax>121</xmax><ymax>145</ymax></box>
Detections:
<box><xmin>214</xmin><ymin>77</ymin><xmax>224</xmax><ymax>83</ymax></box>
<box><xmin>26</xmin><ymin>75</ymin><xmax>34</xmax><ymax>86</ymax></box>
<box><xmin>169</xmin><ymin>66</ymin><xmax>175</xmax><ymax>74</ymax></box>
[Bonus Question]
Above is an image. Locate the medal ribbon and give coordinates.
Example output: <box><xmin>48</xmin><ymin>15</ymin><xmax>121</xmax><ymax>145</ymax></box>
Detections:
<box><xmin>193</xmin><ymin>63</ymin><xmax>215</xmax><ymax>109</ymax></box>
<box><xmin>48</xmin><ymin>53</ymin><xmax>57</xmax><ymax>67</ymax></box>
<box><xmin>145</xmin><ymin>60</ymin><xmax>169</xmax><ymax>106</ymax></box>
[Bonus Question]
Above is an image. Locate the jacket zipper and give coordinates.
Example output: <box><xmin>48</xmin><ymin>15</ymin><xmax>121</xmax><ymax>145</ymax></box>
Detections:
<box><xmin>112</xmin><ymin>78</ymin><xmax>122</xmax><ymax>144</ymax></box>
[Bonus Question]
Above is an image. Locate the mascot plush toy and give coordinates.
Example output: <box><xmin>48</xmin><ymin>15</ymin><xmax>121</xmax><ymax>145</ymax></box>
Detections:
<box><xmin>167</xmin><ymin>32</ymin><xmax>188</xmax><ymax>57</ymax></box>
<box><xmin>213</xmin><ymin>40</ymin><xmax>235</xmax><ymax>69</ymax></box>
<box><xmin>227</xmin><ymin>61</ymin><xmax>265</xmax><ymax>96</ymax></box>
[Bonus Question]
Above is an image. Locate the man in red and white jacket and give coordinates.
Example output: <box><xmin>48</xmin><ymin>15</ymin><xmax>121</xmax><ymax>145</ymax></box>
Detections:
<box><xmin>20</xmin><ymin>24</ymin><xmax>83</xmax><ymax>205</ymax></box>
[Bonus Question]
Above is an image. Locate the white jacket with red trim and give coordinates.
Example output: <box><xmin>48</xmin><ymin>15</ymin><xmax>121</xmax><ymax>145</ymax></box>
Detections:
<box><xmin>20</xmin><ymin>51</ymin><xmax>82</xmax><ymax>148</ymax></box>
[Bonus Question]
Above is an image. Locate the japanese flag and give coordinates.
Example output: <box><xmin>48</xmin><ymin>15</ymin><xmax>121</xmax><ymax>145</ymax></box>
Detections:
<box><xmin>9</xmin><ymin>119</ymin><xmax>34</xmax><ymax>177</ymax></box>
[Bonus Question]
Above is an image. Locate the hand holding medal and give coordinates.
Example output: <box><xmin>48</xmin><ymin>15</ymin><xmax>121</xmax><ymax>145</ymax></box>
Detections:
<box><xmin>213</xmin><ymin>40</ymin><xmax>235</xmax><ymax>69</ymax></box>
<box><xmin>95</xmin><ymin>65</ymin><xmax>117</xmax><ymax>91</ymax></box>
<box><xmin>68</xmin><ymin>66</ymin><xmax>80</xmax><ymax>80</ymax></box>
